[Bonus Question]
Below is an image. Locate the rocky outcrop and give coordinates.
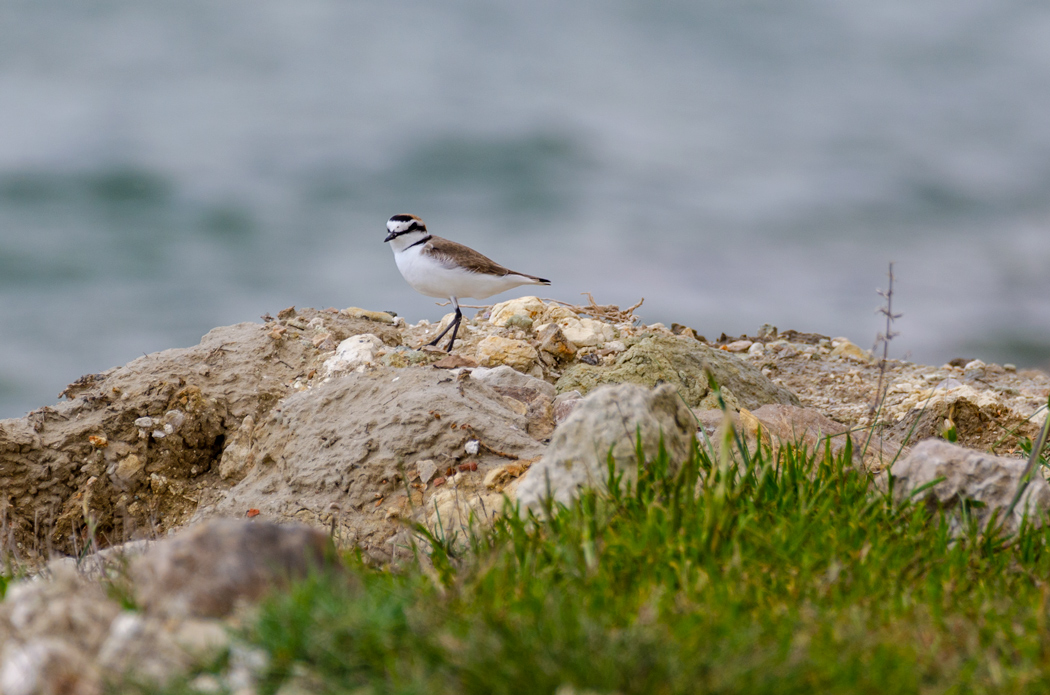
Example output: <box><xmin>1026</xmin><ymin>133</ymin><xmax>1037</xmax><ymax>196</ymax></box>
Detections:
<box><xmin>0</xmin><ymin>297</ymin><xmax>1047</xmax><ymax>692</ymax></box>
<box><xmin>694</xmin><ymin>404</ymin><xmax>905</xmax><ymax>470</ymax></box>
<box><xmin>0</xmin><ymin>519</ymin><xmax>326</xmax><ymax>695</ymax></box>
<box><xmin>891</xmin><ymin>439</ymin><xmax>1050</xmax><ymax>533</ymax></box>
<box><xmin>556</xmin><ymin>334</ymin><xmax>801</xmax><ymax>411</ymax></box>
<box><xmin>0</xmin><ymin>307</ymin><xmax>401</xmax><ymax>560</ymax></box>
<box><xmin>516</xmin><ymin>383</ymin><xmax>696</xmax><ymax>512</ymax></box>
<box><xmin>202</xmin><ymin>368</ymin><xmax>549</xmax><ymax>562</ymax></box>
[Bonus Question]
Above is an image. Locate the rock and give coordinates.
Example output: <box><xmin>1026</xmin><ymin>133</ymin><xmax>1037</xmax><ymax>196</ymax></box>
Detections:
<box><xmin>724</xmin><ymin>340</ymin><xmax>753</xmax><ymax>353</ymax></box>
<box><xmin>553</xmin><ymin>391</ymin><xmax>583</xmax><ymax>425</ymax></box>
<box><xmin>516</xmin><ymin>383</ymin><xmax>695</xmax><ymax>511</ymax></box>
<box><xmin>416</xmin><ymin>459</ymin><xmax>438</xmax><ymax>484</ymax></box>
<box><xmin>475</xmin><ymin>336</ymin><xmax>539</xmax><ymax>372</ymax></box>
<box><xmin>830</xmin><ymin>337</ymin><xmax>873</xmax><ymax>363</ymax></box>
<box><xmin>95</xmin><ymin>612</ymin><xmax>228</xmax><ymax>686</ymax></box>
<box><xmin>555</xmin><ymin>334</ymin><xmax>800</xmax><ymax>411</ymax></box>
<box><xmin>483</xmin><ymin>462</ymin><xmax>529</xmax><ymax>490</ymax></box>
<box><xmin>218</xmin><ymin>414</ymin><xmax>256</xmax><ymax>481</ymax></box>
<box><xmin>556</xmin><ymin>317</ymin><xmax>616</xmax><ymax>347</ymax></box>
<box><xmin>130</xmin><ymin>519</ymin><xmax>333</xmax><ymax>619</ymax></box>
<box><xmin>472</xmin><ymin>366</ymin><xmax>556</xmax><ymax>439</ymax></box>
<box><xmin>0</xmin><ymin>309</ymin><xmax>401</xmax><ymax>557</ymax></box>
<box><xmin>535</xmin><ymin>323</ymin><xmax>578</xmax><ymax>361</ymax></box>
<box><xmin>488</xmin><ymin>296</ymin><xmax>548</xmax><ymax>327</ymax></box>
<box><xmin>697</xmin><ymin>404</ymin><xmax>903</xmax><ymax>470</ymax></box>
<box><xmin>323</xmin><ymin>334</ymin><xmax>384</xmax><ymax>374</ymax></box>
<box><xmin>0</xmin><ymin>565</ymin><xmax>120</xmax><ymax>695</ymax></box>
<box><xmin>888</xmin><ymin>384</ymin><xmax>1006</xmax><ymax>450</ymax></box>
<box><xmin>341</xmin><ymin>307</ymin><xmax>396</xmax><ymax>324</ymax></box>
<box><xmin>471</xmin><ymin>365</ymin><xmax>555</xmax><ymax>400</ymax></box>
<box><xmin>890</xmin><ymin>439</ymin><xmax>1050</xmax><ymax>533</ymax></box>
<box><xmin>432</xmin><ymin>354</ymin><xmax>478</xmax><ymax>369</ymax></box>
<box><xmin>757</xmin><ymin>323</ymin><xmax>778</xmax><ymax>341</ymax></box>
<box><xmin>203</xmin><ymin>369</ymin><xmax>547</xmax><ymax>559</ymax></box>
<box><xmin>1</xmin><ymin>638</ymin><xmax>101</xmax><ymax>695</ymax></box>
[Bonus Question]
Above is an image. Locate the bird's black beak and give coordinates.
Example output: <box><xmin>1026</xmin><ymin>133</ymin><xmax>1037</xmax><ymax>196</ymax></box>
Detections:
<box><xmin>384</xmin><ymin>230</ymin><xmax>397</xmax><ymax>243</ymax></box>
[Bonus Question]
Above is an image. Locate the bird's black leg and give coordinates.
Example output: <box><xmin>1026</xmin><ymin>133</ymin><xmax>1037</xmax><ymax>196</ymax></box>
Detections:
<box><xmin>426</xmin><ymin>298</ymin><xmax>462</xmax><ymax>351</ymax></box>
<box><xmin>443</xmin><ymin>307</ymin><xmax>463</xmax><ymax>352</ymax></box>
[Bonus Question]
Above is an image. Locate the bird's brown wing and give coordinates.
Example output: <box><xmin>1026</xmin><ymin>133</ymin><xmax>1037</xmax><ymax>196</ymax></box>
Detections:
<box><xmin>423</xmin><ymin>236</ymin><xmax>524</xmax><ymax>278</ymax></box>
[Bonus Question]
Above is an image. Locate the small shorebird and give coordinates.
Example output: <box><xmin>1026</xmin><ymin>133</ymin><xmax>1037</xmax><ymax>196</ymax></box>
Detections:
<box><xmin>384</xmin><ymin>214</ymin><xmax>551</xmax><ymax>352</ymax></box>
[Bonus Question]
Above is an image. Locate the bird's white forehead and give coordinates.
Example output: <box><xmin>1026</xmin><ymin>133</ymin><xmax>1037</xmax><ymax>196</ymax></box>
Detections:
<box><xmin>387</xmin><ymin>214</ymin><xmax>425</xmax><ymax>233</ymax></box>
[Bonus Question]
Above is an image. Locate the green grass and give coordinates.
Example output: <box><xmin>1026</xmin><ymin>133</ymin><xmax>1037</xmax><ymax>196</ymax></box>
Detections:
<box><xmin>214</xmin><ymin>433</ymin><xmax>1050</xmax><ymax>695</ymax></box>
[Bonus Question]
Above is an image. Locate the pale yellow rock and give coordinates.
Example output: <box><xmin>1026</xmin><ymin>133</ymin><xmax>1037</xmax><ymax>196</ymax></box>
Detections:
<box><xmin>489</xmin><ymin>296</ymin><xmax>547</xmax><ymax>327</ymax></box>
<box><xmin>475</xmin><ymin>336</ymin><xmax>539</xmax><ymax>372</ymax></box>
<box><xmin>830</xmin><ymin>338</ymin><xmax>873</xmax><ymax>363</ymax></box>
<box><xmin>556</xmin><ymin>317</ymin><xmax>615</xmax><ymax>347</ymax></box>
<box><xmin>542</xmin><ymin>305</ymin><xmax>578</xmax><ymax>323</ymax></box>
<box><xmin>341</xmin><ymin>307</ymin><xmax>396</xmax><ymax>324</ymax></box>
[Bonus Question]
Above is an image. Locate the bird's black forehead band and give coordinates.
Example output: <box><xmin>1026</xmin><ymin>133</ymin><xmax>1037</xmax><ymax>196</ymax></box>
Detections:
<box><xmin>391</xmin><ymin>214</ymin><xmax>416</xmax><ymax>222</ymax></box>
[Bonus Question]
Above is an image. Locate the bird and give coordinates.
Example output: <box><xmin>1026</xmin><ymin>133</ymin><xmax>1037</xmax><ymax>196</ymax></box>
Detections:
<box><xmin>384</xmin><ymin>214</ymin><xmax>551</xmax><ymax>352</ymax></box>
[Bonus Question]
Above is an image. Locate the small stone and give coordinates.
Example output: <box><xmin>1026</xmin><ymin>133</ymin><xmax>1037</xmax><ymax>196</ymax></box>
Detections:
<box><xmin>556</xmin><ymin>317</ymin><xmax>615</xmax><ymax>347</ymax></box>
<box><xmin>323</xmin><ymin>334</ymin><xmax>384</xmax><ymax>374</ymax></box>
<box><xmin>747</xmin><ymin>342</ymin><xmax>765</xmax><ymax>358</ymax></box>
<box><xmin>465</xmin><ymin>440</ymin><xmax>480</xmax><ymax>455</ymax></box>
<box><xmin>149</xmin><ymin>473</ymin><xmax>168</xmax><ymax>494</ymax></box>
<box><xmin>134</xmin><ymin>417</ymin><xmax>153</xmax><ymax>428</ymax></box>
<box><xmin>725</xmin><ymin>340</ymin><xmax>753</xmax><ymax>353</ymax></box>
<box><xmin>483</xmin><ymin>463</ymin><xmax>527</xmax><ymax>489</ymax></box>
<box><xmin>416</xmin><ymin>459</ymin><xmax>438</xmax><ymax>484</ymax></box>
<box><xmin>535</xmin><ymin>323</ymin><xmax>578</xmax><ymax>361</ymax></box>
<box><xmin>1004</xmin><ymin>363</ymin><xmax>1017</xmax><ymax>372</ymax></box>
<box><xmin>757</xmin><ymin>323</ymin><xmax>778</xmax><ymax>341</ymax></box>
<box><xmin>475</xmin><ymin>336</ymin><xmax>539</xmax><ymax>372</ymax></box>
<box><xmin>110</xmin><ymin>454</ymin><xmax>144</xmax><ymax>489</ymax></box>
<box><xmin>830</xmin><ymin>338</ymin><xmax>873</xmax><ymax>363</ymax></box>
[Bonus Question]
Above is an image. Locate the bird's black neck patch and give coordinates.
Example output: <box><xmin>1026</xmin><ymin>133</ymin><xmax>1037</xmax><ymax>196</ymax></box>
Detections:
<box><xmin>404</xmin><ymin>234</ymin><xmax>432</xmax><ymax>249</ymax></box>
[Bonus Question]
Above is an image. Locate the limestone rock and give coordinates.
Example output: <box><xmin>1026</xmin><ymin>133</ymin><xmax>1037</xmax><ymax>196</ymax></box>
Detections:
<box><xmin>535</xmin><ymin>323</ymin><xmax>578</xmax><ymax>361</ymax></box>
<box><xmin>556</xmin><ymin>317</ymin><xmax>616</xmax><ymax>347</ymax></box>
<box><xmin>830</xmin><ymin>338</ymin><xmax>873</xmax><ymax>363</ymax></box>
<box><xmin>323</xmin><ymin>334</ymin><xmax>384</xmax><ymax>374</ymax></box>
<box><xmin>1</xmin><ymin>638</ymin><xmax>101</xmax><ymax>695</ymax></box>
<box><xmin>475</xmin><ymin>336</ymin><xmax>539</xmax><ymax>372</ymax></box>
<box><xmin>471</xmin><ymin>366</ymin><xmax>556</xmax><ymax>439</ymax></box>
<box><xmin>130</xmin><ymin>518</ymin><xmax>333</xmax><ymax>618</ymax></box>
<box><xmin>553</xmin><ymin>391</ymin><xmax>583</xmax><ymax>425</ymax></box>
<box><xmin>556</xmin><ymin>334</ymin><xmax>800</xmax><ymax>411</ymax></box>
<box><xmin>891</xmin><ymin>439</ymin><xmax>1050</xmax><ymax>533</ymax></box>
<box><xmin>695</xmin><ymin>404</ymin><xmax>903</xmax><ymax>470</ymax></box>
<box><xmin>488</xmin><ymin>296</ymin><xmax>548</xmax><ymax>327</ymax></box>
<box><xmin>218</xmin><ymin>414</ymin><xmax>256</xmax><ymax>481</ymax></box>
<box><xmin>516</xmin><ymin>383</ymin><xmax>695</xmax><ymax>511</ymax></box>
<box><xmin>203</xmin><ymin>369</ymin><xmax>547</xmax><ymax>560</ymax></box>
<box><xmin>0</xmin><ymin>308</ymin><xmax>400</xmax><ymax>557</ymax></box>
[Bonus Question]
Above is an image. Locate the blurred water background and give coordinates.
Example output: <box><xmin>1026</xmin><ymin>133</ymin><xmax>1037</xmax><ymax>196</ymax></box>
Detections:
<box><xmin>2</xmin><ymin>0</ymin><xmax>1050</xmax><ymax>418</ymax></box>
